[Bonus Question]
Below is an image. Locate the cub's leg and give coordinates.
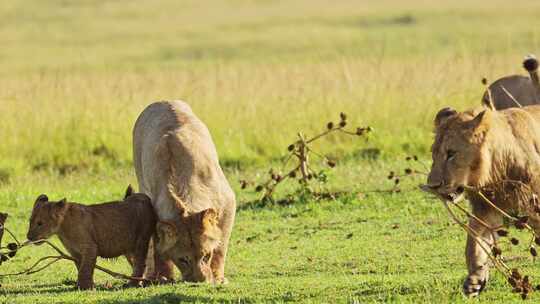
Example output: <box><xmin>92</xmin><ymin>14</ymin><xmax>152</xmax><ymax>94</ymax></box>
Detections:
<box><xmin>463</xmin><ymin>202</ymin><xmax>503</xmax><ymax>297</ymax></box>
<box><xmin>128</xmin><ymin>235</ymin><xmax>152</xmax><ymax>287</ymax></box>
<box><xmin>77</xmin><ymin>247</ymin><xmax>97</xmax><ymax>290</ymax></box>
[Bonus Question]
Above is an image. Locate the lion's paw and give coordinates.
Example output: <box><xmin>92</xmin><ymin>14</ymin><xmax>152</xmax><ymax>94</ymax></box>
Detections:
<box><xmin>463</xmin><ymin>276</ymin><xmax>486</xmax><ymax>297</ymax></box>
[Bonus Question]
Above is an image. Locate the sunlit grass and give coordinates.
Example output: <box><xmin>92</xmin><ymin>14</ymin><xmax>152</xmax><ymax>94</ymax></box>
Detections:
<box><xmin>2</xmin><ymin>0</ymin><xmax>540</xmax><ymax>302</ymax></box>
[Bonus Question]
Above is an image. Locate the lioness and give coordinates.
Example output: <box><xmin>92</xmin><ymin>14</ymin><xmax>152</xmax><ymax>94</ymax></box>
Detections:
<box><xmin>425</xmin><ymin>105</ymin><xmax>540</xmax><ymax>296</ymax></box>
<box><xmin>482</xmin><ymin>55</ymin><xmax>539</xmax><ymax>110</ymax></box>
<box><xmin>133</xmin><ymin>100</ymin><xmax>236</xmax><ymax>283</ymax></box>
<box><xmin>26</xmin><ymin>189</ymin><xmax>156</xmax><ymax>290</ymax></box>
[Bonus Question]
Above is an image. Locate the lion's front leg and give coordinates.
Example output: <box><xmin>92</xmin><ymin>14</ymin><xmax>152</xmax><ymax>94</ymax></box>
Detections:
<box><xmin>463</xmin><ymin>208</ymin><xmax>502</xmax><ymax>297</ymax></box>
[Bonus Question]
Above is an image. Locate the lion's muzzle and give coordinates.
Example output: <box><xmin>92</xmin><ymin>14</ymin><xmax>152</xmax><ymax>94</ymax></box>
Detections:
<box><xmin>421</xmin><ymin>183</ymin><xmax>465</xmax><ymax>203</ymax></box>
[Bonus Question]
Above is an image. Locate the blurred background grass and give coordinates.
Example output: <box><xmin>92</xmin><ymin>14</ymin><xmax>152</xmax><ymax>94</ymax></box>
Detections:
<box><xmin>1</xmin><ymin>0</ymin><xmax>540</xmax><ymax>179</ymax></box>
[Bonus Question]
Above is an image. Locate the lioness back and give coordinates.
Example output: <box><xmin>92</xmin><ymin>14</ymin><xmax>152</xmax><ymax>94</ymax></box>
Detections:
<box><xmin>133</xmin><ymin>100</ymin><xmax>234</xmax><ymax>220</ymax></box>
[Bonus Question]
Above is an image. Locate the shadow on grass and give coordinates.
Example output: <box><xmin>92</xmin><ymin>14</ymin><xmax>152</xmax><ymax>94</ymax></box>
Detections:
<box><xmin>0</xmin><ymin>280</ymin><xmax>126</xmax><ymax>296</ymax></box>
<box><xmin>97</xmin><ymin>292</ymin><xmax>261</xmax><ymax>304</ymax></box>
<box><xmin>237</xmin><ymin>191</ymin><xmax>354</xmax><ymax>211</ymax></box>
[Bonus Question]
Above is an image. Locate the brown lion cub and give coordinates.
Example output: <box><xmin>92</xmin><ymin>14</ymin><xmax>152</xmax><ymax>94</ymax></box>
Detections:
<box><xmin>26</xmin><ymin>188</ymin><xmax>156</xmax><ymax>290</ymax></box>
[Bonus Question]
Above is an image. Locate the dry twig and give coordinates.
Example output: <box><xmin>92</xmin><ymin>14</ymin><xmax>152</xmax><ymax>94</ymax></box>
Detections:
<box><xmin>0</xmin><ymin>231</ymin><xmax>150</xmax><ymax>285</ymax></box>
<box><xmin>242</xmin><ymin>112</ymin><xmax>371</xmax><ymax>202</ymax></box>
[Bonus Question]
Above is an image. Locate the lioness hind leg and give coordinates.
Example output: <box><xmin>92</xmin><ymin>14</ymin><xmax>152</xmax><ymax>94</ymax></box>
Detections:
<box><xmin>463</xmin><ymin>206</ymin><xmax>503</xmax><ymax>297</ymax></box>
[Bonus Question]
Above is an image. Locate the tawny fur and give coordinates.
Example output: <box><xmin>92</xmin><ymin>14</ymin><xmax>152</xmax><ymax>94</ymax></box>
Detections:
<box><xmin>427</xmin><ymin>105</ymin><xmax>540</xmax><ymax>296</ymax></box>
<box><xmin>132</xmin><ymin>100</ymin><xmax>236</xmax><ymax>283</ymax></box>
<box><xmin>26</xmin><ymin>192</ymin><xmax>156</xmax><ymax>290</ymax></box>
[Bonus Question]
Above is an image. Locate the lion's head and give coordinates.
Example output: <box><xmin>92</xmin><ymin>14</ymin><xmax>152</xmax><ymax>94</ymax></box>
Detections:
<box><xmin>425</xmin><ymin>107</ymin><xmax>494</xmax><ymax>202</ymax></box>
<box><xmin>155</xmin><ymin>208</ymin><xmax>222</xmax><ymax>283</ymax></box>
<box><xmin>26</xmin><ymin>195</ymin><xmax>69</xmax><ymax>242</ymax></box>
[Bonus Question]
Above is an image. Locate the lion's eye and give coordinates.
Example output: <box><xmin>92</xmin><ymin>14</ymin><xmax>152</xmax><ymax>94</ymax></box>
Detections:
<box><xmin>37</xmin><ymin>222</ymin><xmax>43</xmax><ymax>227</ymax></box>
<box><xmin>446</xmin><ymin>150</ymin><xmax>456</xmax><ymax>161</ymax></box>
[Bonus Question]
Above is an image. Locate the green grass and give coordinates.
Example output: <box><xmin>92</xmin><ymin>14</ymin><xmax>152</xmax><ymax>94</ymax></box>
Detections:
<box><xmin>1</xmin><ymin>159</ymin><xmax>539</xmax><ymax>303</ymax></box>
<box><xmin>2</xmin><ymin>0</ymin><xmax>540</xmax><ymax>302</ymax></box>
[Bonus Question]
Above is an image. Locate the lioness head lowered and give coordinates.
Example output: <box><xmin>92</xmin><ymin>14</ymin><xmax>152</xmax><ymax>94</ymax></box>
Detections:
<box><xmin>426</xmin><ymin>107</ymin><xmax>493</xmax><ymax>203</ymax></box>
<box><xmin>155</xmin><ymin>206</ymin><xmax>222</xmax><ymax>283</ymax></box>
<box><xmin>27</xmin><ymin>194</ymin><xmax>69</xmax><ymax>242</ymax></box>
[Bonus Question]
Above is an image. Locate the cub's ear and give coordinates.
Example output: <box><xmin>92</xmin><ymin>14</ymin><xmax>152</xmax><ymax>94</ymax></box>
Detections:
<box><xmin>124</xmin><ymin>184</ymin><xmax>134</xmax><ymax>199</ymax></box>
<box><xmin>53</xmin><ymin>198</ymin><xmax>69</xmax><ymax>219</ymax></box>
<box><xmin>434</xmin><ymin>107</ymin><xmax>457</xmax><ymax>127</ymax></box>
<box><xmin>34</xmin><ymin>194</ymin><xmax>49</xmax><ymax>208</ymax></box>
<box><xmin>0</xmin><ymin>213</ymin><xmax>8</xmax><ymax>222</ymax></box>
<box><xmin>57</xmin><ymin>198</ymin><xmax>67</xmax><ymax>207</ymax></box>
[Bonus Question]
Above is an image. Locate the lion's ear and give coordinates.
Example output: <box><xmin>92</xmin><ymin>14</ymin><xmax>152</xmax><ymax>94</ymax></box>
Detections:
<box><xmin>200</xmin><ymin>208</ymin><xmax>221</xmax><ymax>241</ymax></box>
<box><xmin>156</xmin><ymin>221</ymin><xmax>178</xmax><ymax>252</ymax></box>
<box><xmin>157</xmin><ymin>222</ymin><xmax>177</xmax><ymax>240</ymax></box>
<box><xmin>34</xmin><ymin>194</ymin><xmax>49</xmax><ymax>209</ymax></box>
<box><xmin>468</xmin><ymin>110</ymin><xmax>492</xmax><ymax>142</ymax></box>
<box><xmin>201</xmin><ymin>208</ymin><xmax>218</xmax><ymax>228</ymax></box>
<box><xmin>53</xmin><ymin>198</ymin><xmax>69</xmax><ymax>219</ymax></box>
<box><xmin>434</xmin><ymin>107</ymin><xmax>457</xmax><ymax>127</ymax></box>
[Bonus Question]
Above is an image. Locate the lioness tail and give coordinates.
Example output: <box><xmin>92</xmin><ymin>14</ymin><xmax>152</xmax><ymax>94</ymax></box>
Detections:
<box><xmin>523</xmin><ymin>54</ymin><xmax>539</xmax><ymax>86</ymax></box>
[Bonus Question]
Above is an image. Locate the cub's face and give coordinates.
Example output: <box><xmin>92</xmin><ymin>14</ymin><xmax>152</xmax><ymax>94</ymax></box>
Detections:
<box><xmin>155</xmin><ymin>208</ymin><xmax>222</xmax><ymax>283</ymax></box>
<box><xmin>26</xmin><ymin>195</ymin><xmax>69</xmax><ymax>242</ymax></box>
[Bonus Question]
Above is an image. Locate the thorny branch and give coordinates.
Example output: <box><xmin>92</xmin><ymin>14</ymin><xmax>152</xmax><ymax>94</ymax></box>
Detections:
<box><xmin>0</xmin><ymin>230</ymin><xmax>151</xmax><ymax>285</ymax></box>
<box><xmin>241</xmin><ymin>112</ymin><xmax>372</xmax><ymax>202</ymax></box>
<box><xmin>423</xmin><ymin>185</ymin><xmax>540</xmax><ymax>299</ymax></box>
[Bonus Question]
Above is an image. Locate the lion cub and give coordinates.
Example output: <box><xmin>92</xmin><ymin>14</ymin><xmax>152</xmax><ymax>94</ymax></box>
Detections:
<box><xmin>26</xmin><ymin>187</ymin><xmax>156</xmax><ymax>290</ymax></box>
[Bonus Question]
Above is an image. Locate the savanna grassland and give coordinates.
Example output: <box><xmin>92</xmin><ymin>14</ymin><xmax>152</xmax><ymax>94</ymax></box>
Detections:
<box><xmin>1</xmin><ymin>0</ymin><xmax>540</xmax><ymax>303</ymax></box>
